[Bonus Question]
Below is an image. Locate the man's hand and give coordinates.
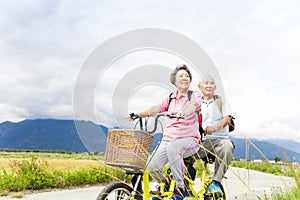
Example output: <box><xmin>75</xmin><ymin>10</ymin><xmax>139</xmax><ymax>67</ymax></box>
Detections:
<box><xmin>204</xmin><ymin>126</ymin><xmax>215</xmax><ymax>135</ymax></box>
<box><xmin>176</xmin><ymin>111</ymin><xmax>186</xmax><ymax>121</ymax></box>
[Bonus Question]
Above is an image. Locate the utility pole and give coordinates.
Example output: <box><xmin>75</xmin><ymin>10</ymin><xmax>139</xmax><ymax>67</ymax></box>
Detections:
<box><xmin>245</xmin><ymin>139</ymin><xmax>249</xmax><ymax>161</ymax></box>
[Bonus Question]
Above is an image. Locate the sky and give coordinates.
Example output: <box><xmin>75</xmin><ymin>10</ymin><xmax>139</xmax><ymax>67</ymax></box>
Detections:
<box><xmin>0</xmin><ymin>0</ymin><xmax>299</xmax><ymax>142</ymax></box>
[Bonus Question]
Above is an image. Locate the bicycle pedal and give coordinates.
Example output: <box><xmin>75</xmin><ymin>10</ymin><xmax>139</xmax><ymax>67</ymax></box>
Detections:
<box><xmin>205</xmin><ymin>192</ymin><xmax>223</xmax><ymax>198</ymax></box>
<box><xmin>183</xmin><ymin>196</ymin><xmax>196</xmax><ymax>200</ymax></box>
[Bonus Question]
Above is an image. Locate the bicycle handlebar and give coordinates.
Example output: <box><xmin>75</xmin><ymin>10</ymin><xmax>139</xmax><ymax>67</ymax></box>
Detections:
<box><xmin>129</xmin><ymin>113</ymin><xmax>184</xmax><ymax>134</ymax></box>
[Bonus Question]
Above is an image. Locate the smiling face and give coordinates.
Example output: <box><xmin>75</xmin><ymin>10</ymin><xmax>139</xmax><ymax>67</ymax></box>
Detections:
<box><xmin>175</xmin><ymin>69</ymin><xmax>191</xmax><ymax>91</ymax></box>
<box><xmin>199</xmin><ymin>75</ymin><xmax>216</xmax><ymax>97</ymax></box>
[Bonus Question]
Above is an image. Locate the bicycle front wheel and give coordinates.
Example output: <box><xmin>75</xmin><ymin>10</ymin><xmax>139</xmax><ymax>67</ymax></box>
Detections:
<box><xmin>96</xmin><ymin>182</ymin><xmax>133</xmax><ymax>200</ymax></box>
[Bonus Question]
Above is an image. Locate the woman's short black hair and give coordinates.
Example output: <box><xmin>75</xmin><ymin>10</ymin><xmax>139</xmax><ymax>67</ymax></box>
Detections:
<box><xmin>170</xmin><ymin>64</ymin><xmax>192</xmax><ymax>85</ymax></box>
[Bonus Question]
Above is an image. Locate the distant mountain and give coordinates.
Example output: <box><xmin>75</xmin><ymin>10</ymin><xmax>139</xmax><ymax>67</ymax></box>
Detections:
<box><xmin>1</xmin><ymin>119</ymin><xmax>300</xmax><ymax>162</ymax></box>
<box><xmin>266</xmin><ymin>139</ymin><xmax>300</xmax><ymax>154</ymax></box>
<box><xmin>231</xmin><ymin>137</ymin><xmax>300</xmax><ymax>162</ymax></box>
<box><xmin>0</xmin><ymin>119</ymin><xmax>107</xmax><ymax>152</ymax></box>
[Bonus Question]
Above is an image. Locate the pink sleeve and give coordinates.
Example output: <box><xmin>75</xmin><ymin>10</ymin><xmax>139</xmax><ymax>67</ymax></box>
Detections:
<box><xmin>160</xmin><ymin>95</ymin><xmax>170</xmax><ymax>112</ymax></box>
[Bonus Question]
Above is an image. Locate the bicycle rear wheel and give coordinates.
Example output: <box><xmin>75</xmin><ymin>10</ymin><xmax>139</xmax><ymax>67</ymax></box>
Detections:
<box><xmin>96</xmin><ymin>182</ymin><xmax>134</xmax><ymax>200</ymax></box>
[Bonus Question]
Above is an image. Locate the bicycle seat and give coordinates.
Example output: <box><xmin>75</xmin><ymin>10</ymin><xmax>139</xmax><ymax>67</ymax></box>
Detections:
<box><xmin>182</xmin><ymin>148</ymin><xmax>216</xmax><ymax>182</ymax></box>
<box><xmin>200</xmin><ymin>152</ymin><xmax>215</xmax><ymax>164</ymax></box>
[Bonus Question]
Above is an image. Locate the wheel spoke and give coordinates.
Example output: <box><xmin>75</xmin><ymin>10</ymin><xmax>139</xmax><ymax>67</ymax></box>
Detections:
<box><xmin>97</xmin><ymin>182</ymin><xmax>133</xmax><ymax>200</ymax></box>
<box><xmin>116</xmin><ymin>190</ymin><xmax>128</xmax><ymax>200</ymax></box>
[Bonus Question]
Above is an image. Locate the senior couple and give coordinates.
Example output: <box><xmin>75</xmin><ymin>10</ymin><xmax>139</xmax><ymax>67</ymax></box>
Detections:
<box><xmin>130</xmin><ymin>64</ymin><xmax>235</xmax><ymax>200</ymax></box>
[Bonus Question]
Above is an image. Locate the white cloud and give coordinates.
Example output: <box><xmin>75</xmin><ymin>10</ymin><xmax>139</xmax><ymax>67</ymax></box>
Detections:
<box><xmin>0</xmin><ymin>0</ymin><xmax>299</xmax><ymax>142</ymax></box>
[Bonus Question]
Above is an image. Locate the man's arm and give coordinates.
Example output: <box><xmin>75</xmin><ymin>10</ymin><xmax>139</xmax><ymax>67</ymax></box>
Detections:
<box><xmin>177</xmin><ymin>101</ymin><xmax>199</xmax><ymax>119</ymax></box>
<box><xmin>177</xmin><ymin>90</ymin><xmax>202</xmax><ymax>119</ymax></box>
<box><xmin>204</xmin><ymin>115</ymin><xmax>231</xmax><ymax>135</ymax></box>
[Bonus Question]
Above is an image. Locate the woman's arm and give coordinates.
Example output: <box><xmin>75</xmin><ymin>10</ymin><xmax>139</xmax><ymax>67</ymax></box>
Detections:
<box><xmin>137</xmin><ymin>104</ymin><xmax>161</xmax><ymax>117</ymax></box>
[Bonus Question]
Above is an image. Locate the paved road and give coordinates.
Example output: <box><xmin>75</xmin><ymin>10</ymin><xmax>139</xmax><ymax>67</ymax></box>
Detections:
<box><xmin>0</xmin><ymin>167</ymin><xmax>296</xmax><ymax>200</ymax></box>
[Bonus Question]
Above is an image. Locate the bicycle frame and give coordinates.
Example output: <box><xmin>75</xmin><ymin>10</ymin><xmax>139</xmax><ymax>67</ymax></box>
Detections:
<box><xmin>140</xmin><ymin>163</ymin><xmax>214</xmax><ymax>200</ymax></box>
<box><xmin>131</xmin><ymin>114</ymin><xmax>214</xmax><ymax>200</ymax></box>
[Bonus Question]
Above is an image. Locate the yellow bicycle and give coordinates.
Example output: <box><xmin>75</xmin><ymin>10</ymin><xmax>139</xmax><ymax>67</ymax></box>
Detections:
<box><xmin>97</xmin><ymin>113</ymin><xmax>226</xmax><ymax>200</ymax></box>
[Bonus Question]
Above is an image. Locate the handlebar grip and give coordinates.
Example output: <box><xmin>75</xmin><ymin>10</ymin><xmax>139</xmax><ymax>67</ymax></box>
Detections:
<box><xmin>130</xmin><ymin>113</ymin><xmax>139</xmax><ymax>120</ymax></box>
<box><xmin>167</xmin><ymin>114</ymin><xmax>185</xmax><ymax>119</ymax></box>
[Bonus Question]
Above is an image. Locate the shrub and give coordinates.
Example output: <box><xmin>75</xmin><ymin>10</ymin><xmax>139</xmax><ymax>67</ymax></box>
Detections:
<box><xmin>231</xmin><ymin>160</ymin><xmax>283</xmax><ymax>175</ymax></box>
<box><xmin>0</xmin><ymin>157</ymin><xmax>124</xmax><ymax>193</ymax></box>
<box><xmin>1</xmin><ymin>157</ymin><xmax>57</xmax><ymax>190</ymax></box>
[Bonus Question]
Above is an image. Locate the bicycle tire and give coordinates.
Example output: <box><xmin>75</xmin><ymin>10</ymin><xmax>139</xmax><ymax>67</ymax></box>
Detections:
<box><xmin>220</xmin><ymin>184</ymin><xmax>226</xmax><ymax>200</ymax></box>
<box><xmin>96</xmin><ymin>182</ymin><xmax>134</xmax><ymax>200</ymax></box>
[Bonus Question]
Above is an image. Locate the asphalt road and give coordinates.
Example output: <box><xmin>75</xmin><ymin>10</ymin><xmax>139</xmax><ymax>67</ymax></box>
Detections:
<box><xmin>0</xmin><ymin>167</ymin><xmax>296</xmax><ymax>200</ymax></box>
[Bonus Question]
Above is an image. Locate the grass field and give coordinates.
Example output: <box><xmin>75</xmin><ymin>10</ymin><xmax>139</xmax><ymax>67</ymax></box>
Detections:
<box><xmin>0</xmin><ymin>152</ymin><xmax>105</xmax><ymax>172</ymax></box>
<box><xmin>0</xmin><ymin>152</ymin><xmax>299</xmax><ymax>199</ymax></box>
<box><xmin>0</xmin><ymin>152</ymin><xmax>124</xmax><ymax>195</ymax></box>
<box><xmin>0</xmin><ymin>158</ymin><xmax>103</xmax><ymax>172</ymax></box>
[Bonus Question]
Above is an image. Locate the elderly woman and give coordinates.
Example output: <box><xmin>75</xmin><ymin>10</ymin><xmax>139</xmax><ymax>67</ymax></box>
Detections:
<box><xmin>134</xmin><ymin>64</ymin><xmax>202</xmax><ymax>200</ymax></box>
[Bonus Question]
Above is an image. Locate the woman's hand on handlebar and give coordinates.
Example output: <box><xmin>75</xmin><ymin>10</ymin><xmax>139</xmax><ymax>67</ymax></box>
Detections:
<box><xmin>127</xmin><ymin>113</ymin><xmax>184</xmax><ymax>121</ymax></box>
<box><xmin>127</xmin><ymin>113</ymin><xmax>139</xmax><ymax>121</ymax></box>
<box><xmin>126</xmin><ymin>112</ymin><xmax>184</xmax><ymax>133</ymax></box>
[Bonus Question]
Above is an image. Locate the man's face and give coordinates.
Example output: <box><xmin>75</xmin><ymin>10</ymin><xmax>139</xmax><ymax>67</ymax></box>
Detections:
<box><xmin>199</xmin><ymin>77</ymin><xmax>216</xmax><ymax>96</ymax></box>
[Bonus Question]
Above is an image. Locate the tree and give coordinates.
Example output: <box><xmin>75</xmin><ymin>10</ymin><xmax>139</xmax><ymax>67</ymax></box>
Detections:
<box><xmin>274</xmin><ymin>156</ymin><xmax>281</xmax><ymax>163</ymax></box>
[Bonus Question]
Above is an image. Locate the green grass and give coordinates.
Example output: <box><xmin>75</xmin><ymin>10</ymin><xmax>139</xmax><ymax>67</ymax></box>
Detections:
<box><xmin>232</xmin><ymin>160</ymin><xmax>300</xmax><ymax>179</ymax></box>
<box><xmin>267</xmin><ymin>186</ymin><xmax>300</xmax><ymax>200</ymax></box>
<box><xmin>1</xmin><ymin>152</ymin><xmax>299</xmax><ymax>200</ymax></box>
<box><xmin>232</xmin><ymin>160</ymin><xmax>283</xmax><ymax>175</ymax></box>
<box><xmin>232</xmin><ymin>160</ymin><xmax>300</xmax><ymax>200</ymax></box>
<box><xmin>11</xmin><ymin>193</ymin><xmax>24</xmax><ymax>198</ymax></box>
<box><xmin>0</xmin><ymin>151</ymin><xmax>104</xmax><ymax>160</ymax></box>
<box><xmin>0</xmin><ymin>157</ymin><xmax>124</xmax><ymax>194</ymax></box>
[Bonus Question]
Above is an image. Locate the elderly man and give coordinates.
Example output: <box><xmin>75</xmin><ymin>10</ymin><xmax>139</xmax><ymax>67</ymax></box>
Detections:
<box><xmin>198</xmin><ymin>75</ymin><xmax>235</xmax><ymax>196</ymax></box>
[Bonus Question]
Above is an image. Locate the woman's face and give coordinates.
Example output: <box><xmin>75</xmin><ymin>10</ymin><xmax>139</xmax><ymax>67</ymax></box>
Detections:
<box><xmin>175</xmin><ymin>69</ymin><xmax>190</xmax><ymax>90</ymax></box>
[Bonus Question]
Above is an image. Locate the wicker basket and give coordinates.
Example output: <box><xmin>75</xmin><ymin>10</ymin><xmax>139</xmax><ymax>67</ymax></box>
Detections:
<box><xmin>104</xmin><ymin>129</ymin><xmax>154</xmax><ymax>169</ymax></box>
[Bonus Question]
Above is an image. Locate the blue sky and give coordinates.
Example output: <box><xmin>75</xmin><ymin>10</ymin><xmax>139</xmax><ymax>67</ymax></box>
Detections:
<box><xmin>0</xmin><ymin>0</ymin><xmax>299</xmax><ymax>142</ymax></box>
